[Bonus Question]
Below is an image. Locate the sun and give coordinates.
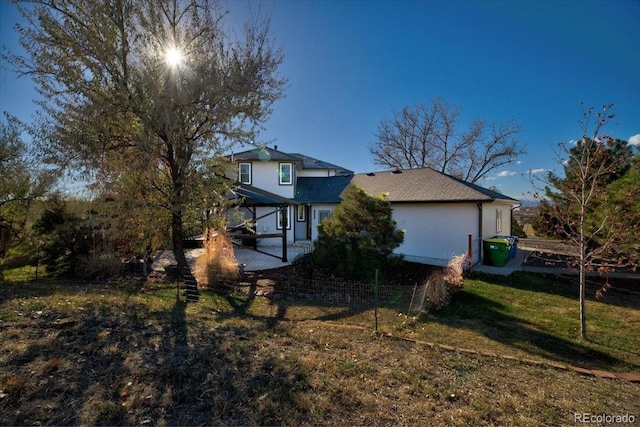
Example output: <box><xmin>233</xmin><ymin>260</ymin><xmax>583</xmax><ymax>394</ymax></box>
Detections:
<box><xmin>165</xmin><ymin>47</ymin><xmax>183</xmax><ymax>67</ymax></box>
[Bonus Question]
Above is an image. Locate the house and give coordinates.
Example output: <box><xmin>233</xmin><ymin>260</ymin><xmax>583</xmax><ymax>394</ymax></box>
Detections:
<box><xmin>349</xmin><ymin>168</ymin><xmax>520</xmax><ymax>266</ymax></box>
<box><xmin>228</xmin><ymin>146</ymin><xmax>353</xmax><ymax>248</ymax></box>
<box><xmin>228</xmin><ymin>146</ymin><xmax>519</xmax><ymax>266</ymax></box>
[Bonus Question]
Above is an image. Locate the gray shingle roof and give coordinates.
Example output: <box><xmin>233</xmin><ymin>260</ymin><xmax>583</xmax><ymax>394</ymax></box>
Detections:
<box><xmin>230</xmin><ymin>147</ymin><xmax>352</xmax><ymax>174</ymax></box>
<box><xmin>231</xmin><ymin>146</ymin><xmax>300</xmax><ymax>162</ymax></box>
<box><xmin>295</xmin><ymin>175</ymin><xmax>353</xmax><ymax>204</ymax></box>
<box><xmin>349</xmin><ymin>168</ymin><xmax>520</xmax><ymax>203</ymax></box>
<box><xmin>288</xmin><ymin>153</ymin><xmax>354</xmax><ymax>175</ymax></box>
<box><xmin>230</xmin><ymin>184</ymin><xmax>295</xmax><ymax>206</ymax></box>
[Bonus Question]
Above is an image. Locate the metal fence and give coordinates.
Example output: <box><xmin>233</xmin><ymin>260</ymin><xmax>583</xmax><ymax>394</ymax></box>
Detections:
<box><xmin>211</xmin><ymin>268</ymin><xmax>432</xmax><ymax>320</ymax></box>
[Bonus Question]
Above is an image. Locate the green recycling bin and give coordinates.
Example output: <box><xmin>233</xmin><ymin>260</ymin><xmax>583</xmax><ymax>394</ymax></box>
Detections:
<box><xmin>483</xmin><ymin>238</ymin><xmax>510</xmax><ymax>267</ymax></box>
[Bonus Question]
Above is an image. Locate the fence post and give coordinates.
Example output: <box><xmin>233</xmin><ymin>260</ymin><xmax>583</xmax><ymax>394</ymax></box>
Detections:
<box><xmin>374</xmin><ymin>269</ymin><xmax>379</xmax><ymax>333</ymax></box>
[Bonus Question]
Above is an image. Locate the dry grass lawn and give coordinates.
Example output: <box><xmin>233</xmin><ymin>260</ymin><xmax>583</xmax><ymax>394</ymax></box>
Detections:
<box><xmin>0</xmin><ymin>274</ymin><xmax>638</xmax><ymax>426</ymax></box>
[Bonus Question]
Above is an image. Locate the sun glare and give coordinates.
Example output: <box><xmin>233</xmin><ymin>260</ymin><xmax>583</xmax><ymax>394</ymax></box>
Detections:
<box><xmin>165</xmin><ymin>47</ymin><xmax>183</xmax><ymax>67</ymax></box>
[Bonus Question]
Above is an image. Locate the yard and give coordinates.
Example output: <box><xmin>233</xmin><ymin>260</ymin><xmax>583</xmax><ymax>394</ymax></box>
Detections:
<box><xmin>0</xmin><ymin>267</ymin><xmax>638</xmax><ymax>426</ymax></box>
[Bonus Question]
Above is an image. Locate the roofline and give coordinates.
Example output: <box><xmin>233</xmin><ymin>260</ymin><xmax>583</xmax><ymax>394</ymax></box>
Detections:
<box><xmin>229</xmin><ymin>146</ymin><xmax>302</xmax><ymax>162</ymax></box>
<box><xmin>351</xmin><ymin>167</ymin><xmax>521</xmax><ymax>204</ymax></box>
<box><xmin>386</xmin><ymin>199</ymin><xmax>493</xmax><ymax>204</ymax></box>
<box><xmin>232</xmin><ymin>183</ymin><xmax>297</xmax><ymax>206</ymax></box>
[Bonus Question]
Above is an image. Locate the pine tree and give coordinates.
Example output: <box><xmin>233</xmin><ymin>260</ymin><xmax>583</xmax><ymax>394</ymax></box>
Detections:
<box><xmin>314</xmin><ymin>185</ymin><xmax>404</xmax><ymax>280</ymax></box>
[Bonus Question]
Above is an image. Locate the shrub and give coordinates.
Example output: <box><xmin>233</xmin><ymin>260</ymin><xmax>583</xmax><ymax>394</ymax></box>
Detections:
<box><xmin>75</xmin><ymin>254</ymin><xmax>124</xmax><ymax>280</ymax></box>
<box><xmin>425</xmin><ymin>253</ymin><xmax>467</xmax><ymax>311</ymax></box>
<box><xmin>195</xmin><ymin>230</ymin><xmax>239</xmax><ymax>288</ymax></box>
<box><xmin>32</xmin><ymin>200</ymin><xmax>92</xmax><ymax>277</ymax></box>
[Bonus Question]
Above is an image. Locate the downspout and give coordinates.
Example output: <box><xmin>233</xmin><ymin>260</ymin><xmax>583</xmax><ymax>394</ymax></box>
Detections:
<box><xmin>281</xmin><ymin>205</ymin><xmax>288</xmax><ymax>262</ymax></box>
<box><xmin>477</xmin><ymin>202</ymin><xmax>483</xmax><ymax>265</ymax></box>
<box><xmin>510</xmin><ymin>203</ymin><xmax>521</xmax><ymax>235</ymax></box>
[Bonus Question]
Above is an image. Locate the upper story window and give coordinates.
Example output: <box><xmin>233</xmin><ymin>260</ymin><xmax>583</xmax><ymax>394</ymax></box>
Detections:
<box><xmin>239</xmin><ymin>163</ymin><xmax>251</xmax><ymax>184</ymax></box>
<box><xmin>279</xmin><ymin>162</ymin><xmax>293</xmax><ymax>185</ymax></box>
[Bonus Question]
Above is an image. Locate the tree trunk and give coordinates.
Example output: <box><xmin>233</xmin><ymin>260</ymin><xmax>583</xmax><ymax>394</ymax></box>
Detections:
<box><xmin>171</xmin><ymin>209</ymin><xmax>189</xmax><ymax>277</ymax></box>
<box><xmin>579</xmin><ymin>258</ymin><xmax>587</xmax><ymax>340</ymax></box>
<box><xmin>579</xmin><ymin>215</ymin><xmax>587</xmax><ymax>340</ymax></box>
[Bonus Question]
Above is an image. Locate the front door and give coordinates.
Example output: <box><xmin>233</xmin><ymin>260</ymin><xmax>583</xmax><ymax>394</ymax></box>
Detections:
<box><xmin>294</xmin><ymin>205</ymin><xmax>309</xmax><ymax>240</ymax></box>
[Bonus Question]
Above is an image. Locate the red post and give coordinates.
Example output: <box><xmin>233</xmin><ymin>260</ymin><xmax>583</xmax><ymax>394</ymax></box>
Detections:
<box><xmin>468</xmin><ymin>234</ymin><xmax>473</xmax><ymax>272</ymax></box>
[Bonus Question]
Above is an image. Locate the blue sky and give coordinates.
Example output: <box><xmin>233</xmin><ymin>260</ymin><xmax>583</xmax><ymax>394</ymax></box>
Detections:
<box><xmin>2</xmin><ymin>0</ymin><xmax>639</xmax><ymax>201</ymax></box>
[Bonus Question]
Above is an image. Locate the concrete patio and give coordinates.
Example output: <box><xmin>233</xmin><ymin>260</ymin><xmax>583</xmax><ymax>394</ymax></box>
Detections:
<box><xmin>152</xmin><ymin>243</ymin><xmax>310</xmax><ymax>273</ymax></box>
<box><xmin>152</xmin><ymin>244</ymin><xmax>527</xmax><ymax>276</ymax></box>
<box><xmin>153</xmin><ymin>241</ymin><xmax>636</xmax><ymax>278</ymax></box>
<box><xmin>471</xmin><ymin>249</ymin><xmax>528</xmax><ymax>276</ymax></box>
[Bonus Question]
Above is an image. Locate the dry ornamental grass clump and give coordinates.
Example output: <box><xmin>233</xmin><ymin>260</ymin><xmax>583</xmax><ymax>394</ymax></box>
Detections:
<box><xmin>195</xmin><ymin>230</ymin><xmax>240</xmax><ymax>288</ymax></box>
<box><xmin>425</xmin><ymin>253</ymin><xmax>468</xmax><ymax>310</ymax></box>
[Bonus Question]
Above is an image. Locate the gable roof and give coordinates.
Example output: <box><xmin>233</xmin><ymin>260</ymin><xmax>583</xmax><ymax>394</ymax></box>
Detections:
<box><xmin>349</xmin><ymin>168</ymin><xmax>520</xmax><ymax>203</ymax></box>
<box><xmin>295</xmin><ymin>175</ymin><xmax>353</xmax><ymax>204</ymax></box>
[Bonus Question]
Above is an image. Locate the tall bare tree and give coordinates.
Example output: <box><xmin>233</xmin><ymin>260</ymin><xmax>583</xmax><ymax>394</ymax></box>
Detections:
<box><xmin>370</xmin><ymin>97</ymin><xmax>524</xmax><ymax>183</ymax></box>
<box><xmin>4</xmin><ymin>0</ymin><xmax>286</xmax><ymax>276</ymax></box>
<box><xmin>534</xmin><ymin>103</ymin><xmax>634</xmax><ymax>340</ymax></box>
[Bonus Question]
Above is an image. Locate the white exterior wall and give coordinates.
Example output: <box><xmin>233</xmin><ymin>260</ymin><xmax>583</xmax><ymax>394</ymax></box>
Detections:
<box><xmin>392</xmin><ymin>203</ymin><xmax>480</xmax><ymax>266</ymax></box>
<box><xmin>481</xmin><ymin>201</ymin><xmax>513</xmax><ymax>239</ymax></box>
<box><xmin>248</xmin><ymin>161</ymin><xmax>295</xmax><ymax>199</ymax></box>
<box><xmin>239</xmin><ymin>205</ymin><xmax>294</xmax><ymax>246</ymax></box>
<box><xmin>310</xmin><ymin>203</ymin><xmax>338</xmax><ymax>242</ymax></box>
<box><xmin>247</xmin><ymin>202</ymin><xmax>339</xmax><ymax>245</ymax></box>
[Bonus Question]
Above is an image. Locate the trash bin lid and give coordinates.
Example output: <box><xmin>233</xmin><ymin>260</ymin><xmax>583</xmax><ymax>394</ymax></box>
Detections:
<box><xmin>485</xmin><ymin>237</ymin><xmax>510</xmax><ymax>244</ymax></box>
<box><xmin>492</xmin><ymin>235</ymin><xmax>515</xmax><ymax>243</ymax></box>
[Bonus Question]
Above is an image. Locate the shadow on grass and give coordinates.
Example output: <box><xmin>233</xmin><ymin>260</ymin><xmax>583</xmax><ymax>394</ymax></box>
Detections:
<box><xmin>428</xmin><ymin>289</ymin><xmax>637</xmax><ymax>372</ymax></box>
<box><xmin>0</xmin><ymin>279</ymin><xmax>95</xmax><ymax>304</ymax></box>
<box><xmin>476</xmin><ymin>271</ymin><xmax>640</xmax><ymax>311</ymax></box>
<box><xmin>0</xmin><ymin>283</ymin><xmax>313</xmax><ymax>426</ymax></box>
<box><xmin>217</xmin><ymin>271</ymin><xmax>384</xmax><ymax>327</ymax></box>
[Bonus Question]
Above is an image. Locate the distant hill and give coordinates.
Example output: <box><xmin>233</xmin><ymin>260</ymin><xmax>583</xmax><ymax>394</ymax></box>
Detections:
<box><xmin>519</xmin><ymin>200</ymin><xmax>539</xmax><ymax>208</ymax></box>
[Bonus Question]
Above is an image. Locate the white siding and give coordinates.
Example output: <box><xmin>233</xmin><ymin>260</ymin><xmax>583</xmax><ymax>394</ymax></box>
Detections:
<box><xmin>234</xmin><ymin>202</ymin><xmax>340</xmax><ymax>246</ymax></box>
<box><xmin>310</xmin><ymin>203</ymin><xmax>339</xmax><ymax>242</ymax></box>
<box><xmin>247</xmin><ymin>205</ymin><xmax>294</xmax><ymax>246</ymax></box>
<box><xmin>250</xmin><ymin>161</ymin><xmax>295</xmax><ymax>198</ymax></box>
<box><xmin>481</xmin><ymin>201</ymin><xmax>513</xmax><ymax>239</ymax></box>
<box><xmin>392</xmin><ymin>203</ymin><xmax>480</xmax><ymax>266</ymax></box>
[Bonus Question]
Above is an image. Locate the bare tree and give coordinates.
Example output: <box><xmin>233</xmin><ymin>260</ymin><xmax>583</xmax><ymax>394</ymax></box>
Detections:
<box><xmin>370</xmin><ymin>97</ymin><xmax>524</xmax><ymax>183</ymax></box>
<box><xmin>4</xmin><ymin>0</ymin><xmax>286</xmax><ymax>279</ymax></box>
<box><xmin>533</xmin><ymin>103</ymin><xmax>634</xmax><ymax>340</ymax></box>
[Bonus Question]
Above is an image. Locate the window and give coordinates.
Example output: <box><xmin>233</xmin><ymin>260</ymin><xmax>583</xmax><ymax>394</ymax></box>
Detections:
<box><xmin>318</xmin><ymin>210</ymin><xmax>331</xmax><ymax>223</ymax></box>
<box><xmin>277</xmin><ymin>206</ymin><xmax>291</xmax><ymax>229</ymax></box>
<box><xmin>239</xmin><ymin>163</ymin><xmax>251</xmax><ymax>184</ymax></box>
<box><xmin>297</xmin><ymin>205</ymin><xmax>306</xmax><ymax>222</ymax></box>
<box><xmin>496</xmin><ymin>209</ymin><xmax>503</xmax><ymax>233</ymax></box>
<box><xmin>279</xmin><ymin>162</ymin><xmax>292</xmax><ymax>185</ymax></box>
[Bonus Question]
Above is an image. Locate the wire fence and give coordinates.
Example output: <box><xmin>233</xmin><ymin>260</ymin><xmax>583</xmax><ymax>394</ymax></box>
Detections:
<box><xmin>207</xmin><ymin>266</ymin><xmax>438</xmax><ymax>330</ymax></box>
<box><xmin>273</xmin><ymin>276</ymin><xmax>415</xmax><ymax>310</ymax></box>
